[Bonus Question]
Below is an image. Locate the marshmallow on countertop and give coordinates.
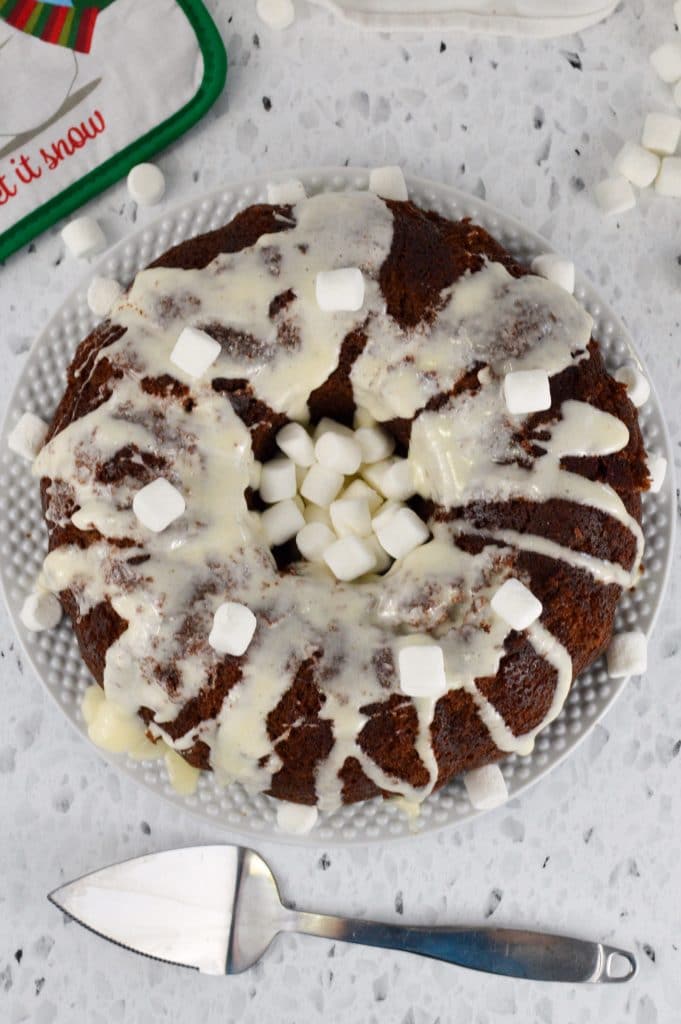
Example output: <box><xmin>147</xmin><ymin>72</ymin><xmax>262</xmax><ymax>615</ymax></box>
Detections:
<box><xmin>355</xmin><ymin>425</ymin><xmax>395</xmax><ymax>464</ymax></box>
<box><xmin>209</xmin><ymin>601</ymin><xmax>257</xmax><ymax>656</ymax></box>
<box><xmin>316</xmin><ymin>268</ymin><xmax>365</xmax><ymax>312</ymax></box>
<box><xmin>329</xmin><ymin>496</ymin><xmax>372</xmax><ymax>538</ymax></box>
<box><xmin>362</xmin><ymin>457</ymin><xmax>415</xmax><ymax>500</ymax></box>
<box><xmin>127</xmin><ymin>163</ymin><xmax>166</xmax><ymax>206</ymax></box>
<box><xmin>373</xmin><ymin>505</ymin><xmax>430</xmax><ymax>560</ymax></box>
<box><xmin>267</xmin><ymin>179</ymin><xmax>306</xmax><ymax>205</ymax></box>
<box><xmin>260</xmin><ymin>499</ymin><xmax>305</xmax><ymax>546</ymax></box>
<box><xmin>61</xmin><ymin>216</ymin><xmax>106</xmax><ymax>259</ymax></box>
<box><xmin>593</xmin><ymin>177</ymin><xmax>636</xmax><ymax>216</ymax></box>
<box><xmin>323</xmin><ymin>536</ymin><xmax>377</xmax><ymax>581</ymax></box>
<box><xmin>20</xmin><ymin>590</ymin><xmax>62</xmax><ymax>632</ymax></box>
<box><xmin>647</xmin><ymin>453</ymin><xmax>668</xmax><ymax>494</ymax></box>
<box><xmin>132</xmin><ymin>478</ymin><xmax>185</xmax><ymax>533</ymax></box>
<box><xmin>655</xmin><ymin>157</ymin><xmax>681</xmax><ymax>198</ymax></box>
<box><xmin>276</xmin><ymin>801</ymin><xmax>319</xmax><ymax>835</ymax></box>
<box><xmin>607</xmin><ymin>630</ymin><xmax>647</xmax><ymax>678</ymax></box>
<box><xmin>256</xmin><ymin>0</ymin><xmax>295</xmax><ymax>29</ymax></box>
<box><xmin>503</xmin><ymin>369</ymin><xmax>551</xmax><ymax>415</ymax></box>
<box><xmin>87</xmin><ymin>275</ymin><xmax>124</xmax><ymax>317</ymax></box>
<box><xmin>296</xmin><ymin>521</ymin><xmax>336</xmax><ymax>562</ymax></box>
<box><xmin>369</xmin><ymin>165</ymin><xmax>408</xmax><ymax>202</ymax></box>
<box><xmin>614</xmin><ymin>363</ymin><xmax>650</xmax><ymax>407</ymax></box>
<box><xmin>315</xmin><ymin>431</ymin><xmax>363</xmax><ymax>475</ymax></box>
<box><xmin>649</xmin><ymin>42</ymin><xmax>681</xmax><ymax>84</ymax></box>
<box><xmin>491</xmin><ymin>578</ymin><xmax>543</xmax><ymax>631</ymax></box>
<box><xmin>300</xmin><ymin>463</ymin><xmax>344</xmax><ymax>507</ymax></box>
<box><xmin>641</xmin><ymin>113</ymin><xmax>681</xmax><ymax>156</ymax></box>
<box><xmin>259</xmin><ymin>457</ymin><xmax>297</xmax><ymax>504</ymax></box>
<box><xmin>463</xmin><ymin>764</ymin><xmax>509</xmax><ymax>811</ymax></box>
<box><xmin>613</xmin><ymin>142</ymin><xmax>660</xmax><ymax>190</ymax></box>
<box><xmin>530</xmin><ymin>254</ymin><xmax>575</xmax><ymax>294</ymax></box>
<box><xmin>397</xmin><ymin>641</ymin><xmax>448</xmax><ymax>698</ymax></box>
<box><xmin>170</xmin><ymin>326</ymin><xmax>221</xmax><ymax>379</ymax></box>
<box><xmin>7</xmin><ymin>411</ymin><xmax>48</xmax><ymax>461</ymax></box>
<box><xmin>276</xmin><ymin>422</ymin><xmax>315</xmax><ymax>466</ymax></box>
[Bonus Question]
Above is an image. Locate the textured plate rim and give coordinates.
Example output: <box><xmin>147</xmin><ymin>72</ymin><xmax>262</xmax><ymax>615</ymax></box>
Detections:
<box><xmin>0</xmin><ymin>166</ymin><xmax>675</xmax><ymax>847</ymax></box>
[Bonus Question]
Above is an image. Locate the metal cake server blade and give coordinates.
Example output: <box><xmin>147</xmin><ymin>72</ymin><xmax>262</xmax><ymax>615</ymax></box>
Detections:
<box><xmin>49</xmin><ymin>845</ymin><xmax>637</xmax><ymax>982</ymax></box>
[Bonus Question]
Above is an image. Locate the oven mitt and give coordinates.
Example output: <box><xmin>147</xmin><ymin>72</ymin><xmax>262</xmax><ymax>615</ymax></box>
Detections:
<box><xmin>309</xmin><ymin>0</ymin><xmax>618</xmax><ymax>36</ymax></box>
<box><xmin>0</xmin><ymin>0</ymin><xmax>226</xmax><ymax>260</ymax></box>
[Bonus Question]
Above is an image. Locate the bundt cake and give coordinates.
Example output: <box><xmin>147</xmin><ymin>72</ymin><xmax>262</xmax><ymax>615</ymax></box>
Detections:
<box><xmin>33</xmin><ymin>184</ymin><xmax>651</xmax><ymax>816</ymax></box>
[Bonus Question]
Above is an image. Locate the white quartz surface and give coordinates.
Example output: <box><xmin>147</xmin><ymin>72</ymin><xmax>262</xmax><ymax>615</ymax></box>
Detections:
<box><xmin>1</xmin><ymin>2</ymin><xmax>680</xmax><ymax>1021</ymax></box>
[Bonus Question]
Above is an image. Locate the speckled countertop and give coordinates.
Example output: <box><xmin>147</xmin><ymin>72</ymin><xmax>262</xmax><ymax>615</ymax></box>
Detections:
<box><xmin>1</xmin><ymin>2</ymin><xmax>680</xmax><ymax>1021</ymax></box>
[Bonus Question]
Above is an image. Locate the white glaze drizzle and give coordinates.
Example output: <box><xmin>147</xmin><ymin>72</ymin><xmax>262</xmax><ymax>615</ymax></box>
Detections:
<box><xmin>33</xmin><ymin>191</ymin><xmax>644</xmax><ymax>810</ymax></box>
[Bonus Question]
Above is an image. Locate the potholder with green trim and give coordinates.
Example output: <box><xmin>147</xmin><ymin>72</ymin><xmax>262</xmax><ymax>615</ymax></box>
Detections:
<box><xmin>0</xmin><ymin>0</ymin><xmax>226</xmax><ymax>260</ymax></box>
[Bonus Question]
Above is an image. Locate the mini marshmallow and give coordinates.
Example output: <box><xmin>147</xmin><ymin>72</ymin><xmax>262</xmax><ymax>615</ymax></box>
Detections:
<box><xmin>593</xmin><ymin>176</ymin><xmax>636</xmax><ymax>216</ymax></box>
<box><xmin>256</xmin><ymin>0</ymin><xmax>295</xmax><ymax>29</ymax></box>
<box><xmin>397</xmin><ymin>641</ymin><xmax>448</xmax><ymax>698</ymax></box>
<box><xmin>613</xmin><ymin>141</ymin><xmax>661</xmax><ymax>190</ymax></box>
<box><xmin>296</xmin><ymin>521</ymin><xmax>336</xmax><ymax>562</ymax></box>
<box><xmin>373</xmin><ymin>506</ymin><xmax>430</xmax><ymax>560</ymax></box>
<box><xmin>315</xmin><ymin>431</ymin><xmax>363</xmax><ymax>475</ymax></box>
<box><xmin>362</xmin><ymin>457</ymin><xmax>415</xmax><ymax>500</ymax></box>
<box><xmin>530</xmin><ymin>253</ymin><xmax>575</xmax><ymax>294</ymax></box>
<box><xmin>259</xmin><ymin>457</ymin><xmax>297</xmax><ymax>504</ymax></box>
<box><xmin>300</xmin><ymin>463</ymin><xmax>344</xmax><ymax>507</ymax></box>
<box><xmin>313</xmin><ymin>417</ymin><xmax>354</xmax><ymax>440</ymax></box>
<box><xmin>304</xmin><ymin>503</ymin><xmax>333</xmax><ymax>527</ymax></box>
<box><xmin>606</xmin><ymin>630</ymin><xmax>647</xmax><ymax>678</ymax></box>
<box><xmin>647</xmin><ymin>453</ymin><xmax>668</xmax><ymax>494</ymax></box>
<box><xmin>649</xmin><ymin>42</ymin><xmax>681</xmax><ymax>84</ymax></box>
<box><xmin>276</xmin><ymin>801</ymin><xmax>318</xmax><ymax>835</ymax></box>
<box><xmin>20</xmin><ymin>591</ymin><xmax>62</xmax><ymax>632</ymax></box>
<box><xmin>641</xmin><ymin>112</ymin><xmax>681</xmax><ymax>155</ymax></box>
<box><xmin>323</xmin><ymin>536</ymin><xmax>377</xmax><ymax>581</ymax></box>
<box><xmin>342</xmin><ymin>478</ymin><xmax>383</xmax><ymax>513</ymax></box>
<box><xmin>503</xmin><ymin>369</ymin><xmax>551</xmax><ymax>415</ymax></box>
<box><xmin>364</xmin><ymin>535</ymin><xmax>392</xmax><ymax>574</ymax></box>
<box><xmin>355</xmin><ymin>425</ymin><xmax>396</xmax><ymax>464</ymax></box>
<box><xmin>463</xmin><ymin>764</ymin><xmax>509</xmax><ymax>811</ymax></box>
<box><xmin>276</xmin><ymin>422</ymin><xmax>315</xmax><ymax>466</ymax></box>
<box><xmin>127</xmin><ymin>162</ymin><xmax>166</xmax><ymax>206</ymax></box>
<box><xmin>614</xmin><ymin>363</ymin><xmax>650</xmax><ymax>407</ymax></box>
<box><xmin>7</xmin><ymin>411</ymin><xmax>48</xmax><ymax>461</ymax></box>
<box><xmin>87</xmin><ymin>275</ymin><xmax>123</xmax><ymax>317</ymax></box>
<box><xmin>209</xmin><ymin>601</ymin><xmax>257</xmax><ymax>656</ymax></box>
<box><xmin>655</xmin><ymin>156</ymin><xmax>681</xmax><ymax>197</ymax></box>
<box><xmin>267</xmin><ymin>179</ymin><xmax>306</xmax><ymax>205</ymax></box>
<box><xmin>316</xmin><ymin>268</ymin><xmax>365</xmax><ymax>312</ymax></box>
<box><xmin>170</xmin><ymin>326</ymin><xmax>221</xmax><ymax>378</ymax></box>
<box><xmin>369</xmin><ymin>165</ymin><xmax>409</xmax><ymax>202</ymax></box>
<box><xmin>61</xmin><ymin>215</ymin><xmax>106</xmax><ymax>259</ymax></box>
<box><xmin>132</xmin><ymin>478</ymin><xmax>185</xmax><ymax>533</ymax></box>
<box><xmin>353</xmin><ymin>407</ymin><xmax>377</xmax><ymax>429</ymax></box>
<box><xmin>330</xmin><ymin>497</ymin><xmax>372</xmax><ymax>538</ymax></box>
<box><xmin>260</xmin><ymin>499</ymin><xmax>305</xmax><ymax>547</ymax></box>
<box><xmin>491</xmin><ymin>578</ymin><xmax>543</xmax><ymax>631</ymax></box>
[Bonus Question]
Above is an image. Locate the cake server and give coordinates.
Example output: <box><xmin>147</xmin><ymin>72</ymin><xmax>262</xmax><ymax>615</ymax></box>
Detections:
<box><xmin>49</xmin><ymin>845</ymin><xmax>636</xmax><ymax>983</ymax></box>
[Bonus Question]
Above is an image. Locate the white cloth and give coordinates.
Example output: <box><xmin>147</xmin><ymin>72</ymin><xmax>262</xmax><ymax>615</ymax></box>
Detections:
<box><xmin>309</xmin><ymin>0</ymin><xmax>619</xmax><ymax>36</ymax></box>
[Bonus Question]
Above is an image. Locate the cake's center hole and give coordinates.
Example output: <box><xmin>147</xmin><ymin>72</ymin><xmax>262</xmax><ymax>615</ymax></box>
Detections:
<box><xmin>254</xmin><ymin>414</ymin><xmax>431</xmax><ymax>581</ymax></box>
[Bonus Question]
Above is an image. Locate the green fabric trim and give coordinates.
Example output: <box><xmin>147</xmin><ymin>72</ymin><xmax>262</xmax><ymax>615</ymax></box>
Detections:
<box><xmin>0</xmin><ymin>0</ymin><xmax>227</xmax><ymax>262</ymax></box>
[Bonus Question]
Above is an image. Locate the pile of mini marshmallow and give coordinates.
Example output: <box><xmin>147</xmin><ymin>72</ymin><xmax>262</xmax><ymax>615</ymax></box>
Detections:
<box><xmin>595</xmin><ymin>6</ymin><xmax>681</xmax><ymax>213</ymax></box>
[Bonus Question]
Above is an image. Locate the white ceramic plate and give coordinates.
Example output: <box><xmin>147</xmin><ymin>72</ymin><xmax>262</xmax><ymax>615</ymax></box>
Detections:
<box><xmin>0</xmin><ymin>168</ymin><xmax>674</xmax><ymax>845</ymax></box>
<box><xmin>308</xmin><ymin>0</ymin><xmax>618</xmax><ymax>37</ymax></box>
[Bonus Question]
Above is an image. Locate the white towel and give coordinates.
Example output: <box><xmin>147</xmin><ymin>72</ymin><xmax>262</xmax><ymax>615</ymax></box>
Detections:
<box><xmin>309</xmin><ymin>0</ymin><xmax>619</xmax><ymax>37</ymax></box>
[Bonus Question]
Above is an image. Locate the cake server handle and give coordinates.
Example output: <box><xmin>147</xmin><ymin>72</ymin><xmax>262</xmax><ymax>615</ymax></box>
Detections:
<box><xmin>287</xmin><ymin>913</ymin><xmax>637</xmax><ymax>983</ymax></box>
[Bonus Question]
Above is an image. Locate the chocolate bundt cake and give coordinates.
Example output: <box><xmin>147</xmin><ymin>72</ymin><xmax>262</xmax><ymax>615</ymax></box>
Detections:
<box><xmin>34</xmin><ymin>187</ymin><xmax>650</xmax><ymax>813</ymax></box>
